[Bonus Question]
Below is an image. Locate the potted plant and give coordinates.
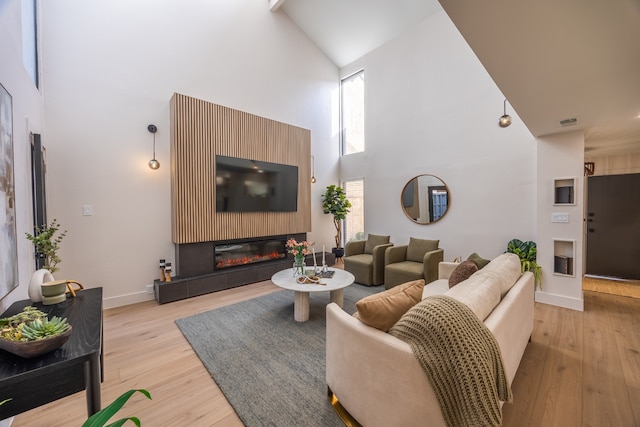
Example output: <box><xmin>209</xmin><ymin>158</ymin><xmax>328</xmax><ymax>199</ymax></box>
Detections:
<box><xmin>506</xmin><ymin>239</ymin><xmax>542</xmax><ymax>289</ymax></box>
<box><xmin>321</xmin><ymin>185</ymin><xmax>351</xmax><ymax>258</ymax></box>
<box><xmin>25</xmin><ymin>219</ymin><xmax>67</xmax><ymax>273</ymax></box>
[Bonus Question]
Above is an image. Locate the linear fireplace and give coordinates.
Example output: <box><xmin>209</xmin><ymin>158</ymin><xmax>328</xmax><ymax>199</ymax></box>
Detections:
<box><xmin>214</xmin><ymin>239</ymin><xmax>286</xmax><ymax>270</ymax></box>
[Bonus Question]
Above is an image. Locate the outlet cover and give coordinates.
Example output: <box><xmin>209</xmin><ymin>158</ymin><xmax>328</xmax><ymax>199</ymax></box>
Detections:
<box><xmin>551</xmin><ymin>212</ymin><xmax>570</xmax><ymax>223</ymax></box>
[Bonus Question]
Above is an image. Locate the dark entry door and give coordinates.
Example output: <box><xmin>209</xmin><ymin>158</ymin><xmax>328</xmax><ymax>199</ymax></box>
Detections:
<box><xmin>586</xmin><ymin>173</ymin><xmax>640</xmax><ymax>279</ymax></box>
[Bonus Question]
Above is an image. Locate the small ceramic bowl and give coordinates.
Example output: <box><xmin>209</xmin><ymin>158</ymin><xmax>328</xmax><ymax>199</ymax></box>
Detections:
<box><xmin>41</xmin><ymin>280</ymin><xmax>68</xmax><ymax>305</ymax></box>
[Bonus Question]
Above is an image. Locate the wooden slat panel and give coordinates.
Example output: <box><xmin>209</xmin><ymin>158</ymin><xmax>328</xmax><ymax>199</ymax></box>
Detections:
<box><xmin>170</xmin><ymin>93</ymin><xmax>311</xmax><ymax>244</ymax></box>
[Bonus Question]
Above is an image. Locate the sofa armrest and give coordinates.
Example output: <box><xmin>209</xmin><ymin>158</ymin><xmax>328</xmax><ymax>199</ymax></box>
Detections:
<box><xmin>371</xmin><ymin>243</ymin><xmax>394</xmax><ymax>285</ymax></box>
<box><xmin>326</xmin><ymin>303</ymin><xmax>446</xmax><ymax>427</ymax></box>
<box><xmin>483</xmin><ymin>271</ymin><xmax>534</xmax><ymax>385</ymax></box>
<box><xmin>384</xmin><ymin>245</ymin><xmax>407</xmax><ymax>265</ymax></box>
<box><xmin>422</xmin><ymin>248</ymin><xmax>444</xmax><ymax>283</ymax></box>
<box><xmin>345</xmin><ymin>240</ymin><xmax>366</xmax><ymax>257</ymax></box>
<box><xmin>438</xmin><ymin>262</ymin><xmax>459</xmax><ymax>280</ymax></box>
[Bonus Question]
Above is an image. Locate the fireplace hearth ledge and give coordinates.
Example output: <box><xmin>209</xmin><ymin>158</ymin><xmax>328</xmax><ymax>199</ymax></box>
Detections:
<box><xmin>154</xmin><ymin>251</ymin><xmax>336</xmax><ymax>304</ymax></box>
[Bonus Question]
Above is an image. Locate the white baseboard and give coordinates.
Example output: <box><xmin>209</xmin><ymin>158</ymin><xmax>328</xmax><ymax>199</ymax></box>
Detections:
<box><xmin>103</xmin><ymin>290</ymin><xmax>155</xmax><ymax>309</ymax></box>
<box><xmin>535</xmin><ymin>290</ymin><xmax>584</xmax><ymax>311</ymax></box>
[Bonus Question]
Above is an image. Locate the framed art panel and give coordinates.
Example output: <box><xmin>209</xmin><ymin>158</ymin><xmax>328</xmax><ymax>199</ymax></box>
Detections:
<box><xmin>0</xmin><ymin>82</ymin><xmax>18</xmax><ymax>300</ymax></box>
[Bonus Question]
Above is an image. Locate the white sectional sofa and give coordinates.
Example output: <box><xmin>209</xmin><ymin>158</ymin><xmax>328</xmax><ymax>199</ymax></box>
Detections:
<box><xmin>326</xmin><ymin>253</ymin><xmax>535</xmax><ymax>427</ymax></box>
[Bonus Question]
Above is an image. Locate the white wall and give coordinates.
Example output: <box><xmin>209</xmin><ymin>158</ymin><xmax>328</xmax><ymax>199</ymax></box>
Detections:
<box><xmin>536</xmin><ymin>131</ymin><xmax>585</xmax><ymax>311</ymax></box>
<box><xmin>338</xmin><ymin>10</ymin><xmax>538</xmax><ymax>261</ymax></box>
<box><xmin>0</xmin><ymin>0</ymin><xmax>45</xmax><ymax>312</ymax></box>
<box><xmin>39</xmin><ymin>0</ymin><xmax>339</xmax><ymax>308</ymax></box>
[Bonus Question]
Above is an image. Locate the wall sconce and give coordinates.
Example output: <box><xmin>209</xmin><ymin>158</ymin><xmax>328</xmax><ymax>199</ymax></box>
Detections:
<box><xmin>310</xmin><ymin>155</ymin><xmax>317</xmax><ymax>184</ymax></box>
<box><xmin>148</xmin><ymin>124</ymin><xmax>160</xmax><ymax>170</ymax></box>
<box><xmin>498</xmin><ymin>99</ymin><xmax>512</xmax><ymax>128</ymax></box>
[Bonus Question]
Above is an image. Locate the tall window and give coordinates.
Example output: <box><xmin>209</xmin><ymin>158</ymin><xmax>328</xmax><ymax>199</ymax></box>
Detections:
<box><xmin>21</xmin><ymin>0</ymin><xmax>39</xmax><ymax>88</ymax></box>
<box><xmin>344</xmin><ymin>179</ymin><xmax>364</xmax><ymax>244</ymax></box>
<box><xmin>341</xmin><ymin>70</ymin><xmax>364</xmax><ymax>155</ymax></box>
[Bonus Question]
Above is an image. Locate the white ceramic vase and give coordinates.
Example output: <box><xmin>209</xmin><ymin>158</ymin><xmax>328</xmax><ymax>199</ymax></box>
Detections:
<box><xmin>28</xmin><ymin>269</ymin><xmax>55</xmax><ymax>302</ymax></box>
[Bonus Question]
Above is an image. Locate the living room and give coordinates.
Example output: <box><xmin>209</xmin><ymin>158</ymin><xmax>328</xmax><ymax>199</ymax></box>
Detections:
<box><xmin>1</xmin><ymin>0</ymin><xmax>639</xmax><ymax>426</ymax></box>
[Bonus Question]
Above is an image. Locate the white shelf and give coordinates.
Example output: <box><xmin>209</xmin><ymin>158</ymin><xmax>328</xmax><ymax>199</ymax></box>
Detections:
<box><xmin>553</xmin><ymin>239</ymin><xmax>575</xmax><ymax>277</ymax></box>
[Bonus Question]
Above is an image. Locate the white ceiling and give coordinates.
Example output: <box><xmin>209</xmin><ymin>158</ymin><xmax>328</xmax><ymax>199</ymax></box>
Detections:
<box><xmin>272</xmin><ymin>0</ymin><xmax>640</xmax><ymax>157</ymax></box>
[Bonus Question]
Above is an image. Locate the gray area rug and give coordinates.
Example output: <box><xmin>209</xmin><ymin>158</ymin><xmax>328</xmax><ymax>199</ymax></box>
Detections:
<box><xmin>176</xmin><ymin>283</ymin><xmax>380</xmax><ymax>427</ymax></box>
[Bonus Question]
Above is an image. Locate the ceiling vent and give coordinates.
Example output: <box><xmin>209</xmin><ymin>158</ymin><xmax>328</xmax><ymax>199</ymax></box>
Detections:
<box><xmin>559</xmin><ymin>117</ymin><xmax>578</xmax><ymax>127</ymax></box>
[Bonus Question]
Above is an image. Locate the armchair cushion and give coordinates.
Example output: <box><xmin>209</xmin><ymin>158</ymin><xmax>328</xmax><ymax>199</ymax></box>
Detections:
<box><xmin>355</xmin><ymin>279</ymin><xmax>425</xmax><ymax>331</ymax></box>
<box><xmin>345</xmin><ymin>240</ymin><xmax>366</xmax><ymax>257</ymax></box>
<box><xmin>406</xmin><ymin>238</ymin><xmax>439</xmax><ymax>262</ymax></box>
<box><xmin>449</xmin><ymin>260</ymin><xmax>478</xmax><ymax>287</ymax></box>
<box><xmin>364</xmin><ymin>234</ymin><xmax>390</xmax><ymax>254</ymax></box>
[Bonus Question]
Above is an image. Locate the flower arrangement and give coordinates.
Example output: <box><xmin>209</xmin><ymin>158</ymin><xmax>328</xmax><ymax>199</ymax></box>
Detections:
<box><xmin>286</xmin><ymin>239</ymin><xmax>314</xmax><ymax>260</ymax></box>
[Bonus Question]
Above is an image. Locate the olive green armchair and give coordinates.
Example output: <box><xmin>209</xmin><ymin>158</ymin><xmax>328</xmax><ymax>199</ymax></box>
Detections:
<box><xmin>344</xmin><ymin>234</ymin><xmax>393</xmax><ymax>286</ymax></box>
<box><xmin>383</xmin><ymin>237</ymin><xmax>443</xmax><ymax>289</ymax></box>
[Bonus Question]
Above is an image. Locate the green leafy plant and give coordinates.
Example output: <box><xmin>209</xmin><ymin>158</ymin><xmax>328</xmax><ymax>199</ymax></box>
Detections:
<box><xmin>25</xmin><ymin>219</ymin><xmax>67</xmax><ymax>273</ymax></box>
<box><xmin>321</xmin><ymin>185</ymin><xmax>352</xmax><ymax>250</ymax></box>
<box><xmin>83</xmin><ymin>389</ymin><xmax>152</xmax><ymax>427</ymax></box>
<box><xmin>507</xmin><ymin>239</ymin><xmax>542</xmax><ymax>289</ymax></box>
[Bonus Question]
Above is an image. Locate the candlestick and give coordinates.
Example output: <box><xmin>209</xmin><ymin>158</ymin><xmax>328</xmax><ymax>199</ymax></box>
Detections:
<box><xmin>312</xmin><ymin>248</ymin><xmax>317</xmax><ymax>267</ymax></box>
<box><xmin>322</xmin><ymin>245</ymin><xmax>326</xmax><ymax>265</ymax></box>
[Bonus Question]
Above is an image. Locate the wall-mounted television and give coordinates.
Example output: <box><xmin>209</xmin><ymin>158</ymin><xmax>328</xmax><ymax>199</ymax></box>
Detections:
<box><xmin>215</xmin><ymin>155</ymin><xmax>298</xmax><ymax>212</ymax></box>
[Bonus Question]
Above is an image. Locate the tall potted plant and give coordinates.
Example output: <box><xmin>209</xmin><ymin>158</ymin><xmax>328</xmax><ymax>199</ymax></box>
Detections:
<box><xmin>321</xmin><ymin>184</ymin><xmax>351</xmax><ymax>258</ymax></box>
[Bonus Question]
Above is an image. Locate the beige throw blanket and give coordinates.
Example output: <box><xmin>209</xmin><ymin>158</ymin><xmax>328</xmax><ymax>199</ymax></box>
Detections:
<box><xmin>388</xmin><ymin>295</ymin><xmax>512</xmax><ymax>427</ymax></box>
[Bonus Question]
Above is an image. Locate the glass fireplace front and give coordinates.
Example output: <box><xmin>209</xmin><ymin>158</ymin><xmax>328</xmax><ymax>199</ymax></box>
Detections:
<box><xmin>214</xmin><ymin>239</ymin><xmax>286</xmax><ymax>270</ymax></box>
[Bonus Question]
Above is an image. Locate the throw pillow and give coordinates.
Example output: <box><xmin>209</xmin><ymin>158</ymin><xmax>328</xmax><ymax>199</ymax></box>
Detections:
<box><xmin>406</xmin><ymin>237</ymin><xmax>439</xmax><ymax>262</ymax></box>
<box><xmin>364</xmin><ymin>234</ymin><xmax>391</xmax><ymax>254</ymax></box>
<box><xmin>449</xmin><ymin>260</ymin><xmax>478</xmax><ymax>288</ymax></box>
<box><xmin>355</xmin><ymin>279</ymin><xmax>425</xmax><ymax>331</ymax></box>
<box><xmin>467</xmin><ymin>252</ymin><xmax>491</xmax><ymax>269</ymax></box>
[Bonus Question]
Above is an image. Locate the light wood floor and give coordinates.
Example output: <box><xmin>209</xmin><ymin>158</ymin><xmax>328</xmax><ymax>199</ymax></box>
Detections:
<box><xmin>12</xmin><ymin>282</ymin><xmax>640</xmax><ymax>427</ymax></box>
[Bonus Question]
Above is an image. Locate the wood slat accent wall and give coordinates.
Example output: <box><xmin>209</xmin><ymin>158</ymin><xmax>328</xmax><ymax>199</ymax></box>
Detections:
<box><xmin>170</xmin><ymin>93</ymin><xmax>311</xmax><ymax>244</ymax></box>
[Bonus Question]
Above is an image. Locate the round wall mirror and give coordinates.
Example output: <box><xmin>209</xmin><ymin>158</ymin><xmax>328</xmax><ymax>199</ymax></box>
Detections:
<box><xmin>401</xmin><ymin>174</ymin><xmax>450</xmax><ymax>224</ymax></box>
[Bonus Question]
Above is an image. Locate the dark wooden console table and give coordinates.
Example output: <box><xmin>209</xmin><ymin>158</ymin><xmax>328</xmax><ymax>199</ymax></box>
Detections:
<box><xmin>0</xmin><ymin>287</ymin><xmax>103</xmax><ymax>420</ymax></box>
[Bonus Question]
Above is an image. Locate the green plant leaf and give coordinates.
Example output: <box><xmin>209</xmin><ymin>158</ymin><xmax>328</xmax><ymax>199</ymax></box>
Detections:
<box><xmin>106</xmin><ymin>417</ymin><xmax>141</xmax><ymax>427</ymax></box>
<box><xmin>82</xmin><ymin>389</ymin><xmax>151</xmax><ymax>427</ymax></box>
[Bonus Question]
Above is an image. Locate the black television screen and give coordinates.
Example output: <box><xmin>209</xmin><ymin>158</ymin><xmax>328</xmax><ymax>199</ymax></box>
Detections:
<box><xmin>215</xmin><ymin>155</ymin><xmax>298</xmax><ymax>212</ymax></box>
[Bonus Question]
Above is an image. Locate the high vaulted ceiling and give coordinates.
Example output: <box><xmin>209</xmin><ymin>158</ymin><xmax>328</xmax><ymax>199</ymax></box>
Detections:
<box><xmin>271</xmin><ymin>0</ymin><xmax>640</xmax><ymax>157</ymax></box>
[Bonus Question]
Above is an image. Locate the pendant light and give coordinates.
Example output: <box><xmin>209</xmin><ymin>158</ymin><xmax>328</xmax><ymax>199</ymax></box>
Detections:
<box><xmin>498</xmin><ymin>99</ymin><xmax>512</xmax><ymax>128</ymax></box>
<box><xmin>148</xmin><ymin>124</ymin><xmax>160</xmax><ymax>170</ymax></box>
<box><xmin>310</xmin><ymin>155</ymin><xmax>317</xmax><ymax>184</ymax></box>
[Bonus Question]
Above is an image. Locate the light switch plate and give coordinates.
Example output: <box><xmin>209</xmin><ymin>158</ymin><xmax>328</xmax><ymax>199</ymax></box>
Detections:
<box><xmin>551</xmin><ymin>212</ymin><xmax>569</xmax><ymax>223</ymax></box>
<box><xmin>83</xmin><ymin>205</ymin><xmax>93</xmax><ymax>216</ymax></box>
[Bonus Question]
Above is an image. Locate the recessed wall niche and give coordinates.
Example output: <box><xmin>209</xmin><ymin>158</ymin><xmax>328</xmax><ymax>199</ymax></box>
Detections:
<box><xmin>553</xmin><ymin>177</ymin><xmax>576</xmax><ymax>205</ymax></box>
<box><xmin>170</xmin><ymin>93</ymin><xmax>311</xmax><ymax>244</ymax></box>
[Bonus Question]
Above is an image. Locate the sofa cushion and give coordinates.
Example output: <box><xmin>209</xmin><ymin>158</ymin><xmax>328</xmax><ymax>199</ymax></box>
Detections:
<box><xmin>355</xmin><ymin>279</ymin><xmax>425</xmax><ymax>331</ymax></box>
<box><xmin>364</xmin><ymin>234</ymin><xmax>390</xmax><ymax>254</ymax></box>
<box><xmin>422</xmin><ymin>279</ymin><xmax>450</xmax><ymax>299</ymax></box>
<box><xmin>449</xmin><ymin>260</ymin><xmax>478</xmax><ymax>287</ymax></box>
<box><xmin>478</xmin><ymin>253</ymin><xmax>522</xmax><ymax>298</ymax></box>
<box><xmin>445</xmin><ymin>274</ymin><xmax>501</xmax><ymax>321</ymax></box>
<box><xmin>467</xmin><ymin>252</ymin><xmax>491</xmax><ymax>269</ymax></box>
<box><xmin>406</xmin><ymin>238</ymin><xmax>439</xmax><ymax>262</ymax></box>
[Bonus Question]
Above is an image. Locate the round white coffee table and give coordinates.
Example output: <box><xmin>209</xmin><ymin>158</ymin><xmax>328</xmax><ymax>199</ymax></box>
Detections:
<box><xmin>271</xmin><ymin>268</ymin><xmax>355</xmax><ymax>322</ymax></box>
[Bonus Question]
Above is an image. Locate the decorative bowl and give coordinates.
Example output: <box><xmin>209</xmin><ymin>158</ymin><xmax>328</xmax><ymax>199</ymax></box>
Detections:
<box><xmin>0</xmin><ymin>326</ymin><xmax>72</xmax><ymax>359</ymax></box>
